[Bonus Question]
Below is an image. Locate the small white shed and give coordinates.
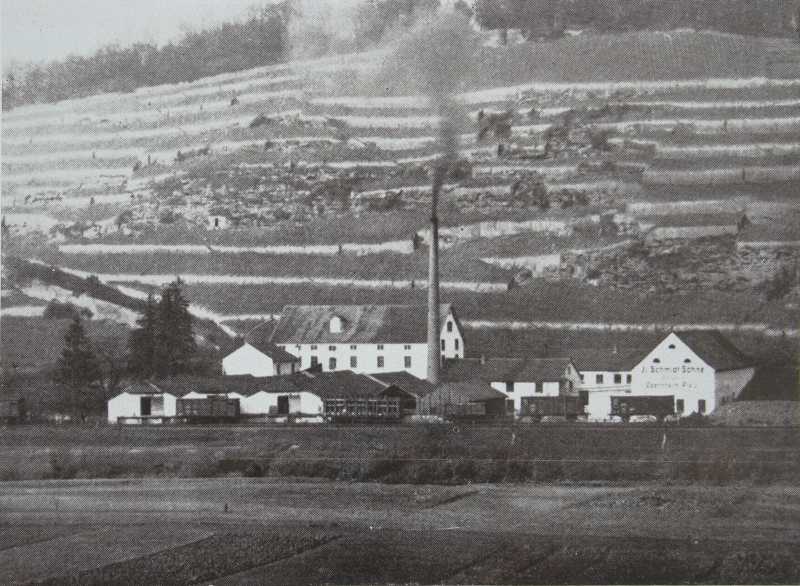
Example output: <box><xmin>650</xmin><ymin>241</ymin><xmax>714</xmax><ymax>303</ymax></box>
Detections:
<box><xmin>107</xmin><ymin>382</ymin><xmax>177</xmax><ymax>424</ymax></box>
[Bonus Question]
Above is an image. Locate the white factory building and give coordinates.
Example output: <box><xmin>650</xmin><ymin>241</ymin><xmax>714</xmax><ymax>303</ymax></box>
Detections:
<box><xmin>630</xmin><ymin>330</ymin><xmax>755</xmax><ymax>417</ymax></box>
<box><xmin>262</xmin><ymin>304</ymin><xmax>464</xmax><ymax>379</ymax></box>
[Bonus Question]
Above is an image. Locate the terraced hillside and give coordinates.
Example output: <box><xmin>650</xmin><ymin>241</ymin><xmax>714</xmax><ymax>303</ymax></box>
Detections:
<box><xmin>3</xmin><ymin>30</ymin><xmax>799</xmax><ymax>340</ymax></box>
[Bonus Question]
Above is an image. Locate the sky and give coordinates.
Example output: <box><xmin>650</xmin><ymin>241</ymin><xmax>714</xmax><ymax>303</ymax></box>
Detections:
<box><xmin>0</xmin><ymin>0</ymin><xmax>322</xmax><ymax>69</ymax></box>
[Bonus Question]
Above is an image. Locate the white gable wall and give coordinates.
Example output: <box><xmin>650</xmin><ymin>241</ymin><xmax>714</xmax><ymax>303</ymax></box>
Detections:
<box><xmin>107</xmin><ymin>392</ymin><xmax>177</xmax><ymax>423</ymax></box>
<box><xmin>631</xmin><ymin>332</ymin><xmax>716</xmax><ymax>415</ymax></box>
<box><xmin>240</xmin><ymin>391</ymin><xmax>323</xmax><ymax>416</ymax></box>
<box><xmin>222</xmin><ymin>343</ymin><xmax>298</xmax><ymax>377</ymax></box>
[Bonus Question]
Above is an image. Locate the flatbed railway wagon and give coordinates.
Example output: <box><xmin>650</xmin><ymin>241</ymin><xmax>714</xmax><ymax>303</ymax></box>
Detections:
<box><xmin>175</xmin><ymin>396</ymin><xmax>241</xmax><ymax>423</ymax></box>
<box><xmin>323</xmin><ymin>398</ymin><xmax>401</xmax><ymax>424</ymax></box>
<box><xmin>610</xmin><ymin>395</ymin><xmax>675</xmax><ymax>422</ymax></box>
<box><xmin>0</xmin><ymin>398</ymin><xmax>25</xmax><ymax>424</ymax></box>
<box><xmin>521</xmin><ymin>396</ymin><xmax>586</xmax><ymax>422</ymax></box>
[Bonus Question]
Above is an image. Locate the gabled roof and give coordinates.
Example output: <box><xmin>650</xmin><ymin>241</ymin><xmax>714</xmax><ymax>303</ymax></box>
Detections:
<box><xmin>242</xmin><ymin>325</ymin><xmax>300</xmax><ymax>362</ymax></box>
<box><xmin>443</xmin><ymin>357</ymin><xmax>575</xmax><ymax>383</ymax></box>
<box><xmin>673</xmin><ymin>330</ymin><xmax>754</xmax><ymax>372</ymax></box>
<box><xmin>120</xmin><ymin>381</ymin><xmax>167</xmax><ymax>396</ymax></box>
<box><xmin>428</xmin><ymin>382</ymin><xmax>507</xmax><ymax>403</ymax></box>
<box><xmin>368</xmin><ymin>371</ymin><xmax>437</xmax><ymax>398</ymax></box>
<box><xmin>152</xmin><ymin>375</ymin><xmax>266</xmax><ymax>398</ymax></box>
<box><xmin>269</xmin><ymin>304</ymin><xmax>457</xmax><ymax>345</ymax></box>
<box><xmin>568</xmin><ymin>347</ymin><xmax>646</xmax><ymax>372</ymax></box>
<box><xmin>257</xmin><ymin>370</ymin><xmax>390</xmax><ymax>400</ymax></box>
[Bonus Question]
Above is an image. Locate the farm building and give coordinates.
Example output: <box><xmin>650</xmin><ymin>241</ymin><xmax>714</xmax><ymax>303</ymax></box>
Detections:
<box><xmin>222</xmin><ymin>330</ymin><xmax>301</xmax><ymax>377</ymax></box>
<box><xmin>268</xmin><ymin>304</ymin><xmax>465</xmax><ymax>379</ymax></box>
<box><xmin>107</xmin><ymin>382</ymin><xmax>177</xmax><ymax>424</ymax></box>
<box><xmin>418</xmin><ymin>381</ymin><xmax>509</xmax><ymax>419</ymax></box>
<box><xmin>369</xmin><ymin>371</ymin><xmax>438</xmax><ymax>415</ymax></box>
<box><xmin>630</xmin><ymin>330</ymin><xmax>755</xmax><ymax>417</ymax></box>
<box><xmin>443</xmin><ymin>357</ymin><xmax>582</xmax><ymax>416</ymax></box>
<box><xmin>231</xmin><ymin>370</ymin><xmax>417</xmax><ymax>422</ymax></box>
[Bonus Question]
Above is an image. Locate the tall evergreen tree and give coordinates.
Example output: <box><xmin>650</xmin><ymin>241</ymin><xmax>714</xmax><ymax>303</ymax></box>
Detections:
<box><xmin>128</xmin><ymin>292</ymin><xmax>158</xmax><ymax>379</ymax></box>
<box><xmin>153</xmin><ymin>280</ymin><xmax>196</xmax><ymax>378</ymax></box>
<box><xmin>54</xmin><ymin>315</ymin><xmax>102</xmax><ymax>419</ymax></box>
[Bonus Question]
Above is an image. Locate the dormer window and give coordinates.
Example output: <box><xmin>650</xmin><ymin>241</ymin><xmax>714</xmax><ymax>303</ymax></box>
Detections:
<box><xmin>329</xmin><ymin>316</ymin><xmax>343</xmax><ymax>333</ymax></box>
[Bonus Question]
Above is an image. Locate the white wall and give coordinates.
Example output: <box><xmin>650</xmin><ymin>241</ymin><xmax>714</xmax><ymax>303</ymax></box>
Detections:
<box><xmin>222</xmin><ymin>343</ymin><xmax>298</xmax><ymax>377</ymax></box>
<box><xmin>490</xmin><ymin>381</ymin><xmax>537</xmax><ymax>413</ymax></box>
<box><xmin>240</xmin><ymin>391</ymin><xmax>323</xmax><ymax>416</ymax></box>
<box><xmin>631</xmin><ymin>333</ymin><xmax>716</xmax><ymax>415</ymax></box>
<box><xmin>107</xmin><ymin>392</ymin><xmax>176</xmax><ymax>423</ymax></box>
<box><xmin>579</xmin><ymin>370</ymin><xmax>632</xmax><ymax>393</ymax></box>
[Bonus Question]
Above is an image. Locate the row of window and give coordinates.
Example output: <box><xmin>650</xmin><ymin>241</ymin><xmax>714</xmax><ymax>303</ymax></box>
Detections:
<box><xmin>310</xmin><ymin>355</ymin><xmax>413</xmax><ymax>370</ymax></box>
<box><xmin>578</xmin><ymin>373</ymin><xmax>632</xmax><ymax>385</ymax></box>
<box><xmin>303</xmin><ymin>344</ymin><xmax>413</xmax><ymax>351</ymax></box>
<box><xmin>441</xmin><ymin>339</ymin><xmax>459</xmax><ymax>351</ymax></box>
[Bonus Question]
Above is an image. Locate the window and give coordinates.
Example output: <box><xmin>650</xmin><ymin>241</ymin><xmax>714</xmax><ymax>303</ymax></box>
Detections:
<box><xmin>329</xmin><ymin>345</ymin><xmax>337</xmax><ymax>351</ymax></box>
<box><xmin>441</xmin><ymin>339</ymin><xmax>446</xmax><ymax>351</ymax></box>
<box><xmin>350</xmin><ymin>345</ymin><xmax>357</xmax><ymax>350</ymax></box>
<box><xmin>404</xmin><ymin>356</ymin><xmax>412</xmax><ymax>368</ymax></box>
<box><xmin>350</xmin><ymin>356</ymin><xmax>357</xmax><ymax>368</ymax></box>
<box><xmin>698</xmin><ymin>399</ymin><xmax>706</xmax><ymax>414</ymax></box>
<box><xmin>404</xmin><ymin>344</ymin><xmax>411</xmax><ymax>350</ymax></box>
<box><xmin>653</xmin><ymin>358</ymin><xmax>661</xmax><ymax>363</ymax></box>
<box><xmin>614</xmin><ymin>373</ymin><xmax>622</xmax><ymax>384</ymax></box>
<box><xmin>329</xmin><ymin>316</ymin><xmax>343</xmax><ymax>333</ymax></box>
<box><xmin>447</xmin><ymin>321</ymin><xmax>453</xmax><ymax>333</ymax></box>
<box><xmin>329</xmin><ymin>357</ymin><xmax>337</xmax><ymax>370</ymax></box>
<box><xmin>684</xmin><ymin>358</ymin><xmax>692</xmax><ymax>364</ymax></box>
<box><xmin>505</xmin><ymin>382</ymin><xmax>514</xmax><ymax>393</ymax></box>
<box><xmin>626</xmin><ymin>374</ymin><xmax>632</xmax><ymax>384</ymax></box>
<box><xmin>310</xmin><ymin>345</ymin><xmax>318</xmax><ymax>350</ymax></box>
<box><xmin>310</xmin><ymin>356</ymin><xmax>319</xmax><ymax>368</ymax></box>
<box><xmin>455</xmin><ymin>339</ymin><xmax>460</xmax><ymax>351</ymax></box>
<box><xmin>668</xmin><ymin>344</ymin><xmax>676</xmax><ymax>349</ymax></box>
<box><xmin>579</xmin><ymin>374</ymin><xmax>585</xmax><ymax>383</ymax></box>
<box><xmin>535</xmin><ymin>383</ymin><xmax>543</xmax><ymax>394</ymax></box>
<box><xmin>596</xmin><ymin>374</ymin><xmax>604</xmax><ymax>385</ymax></box>
<box><xmin>377</xmin><ymin>356</ymin><xmax>384</xmax><ymax>368</ymax></box>
<box><xmin>676</xmin><ymin>399</ymin><xmax>684</xmax><ymax>413</ymax></box>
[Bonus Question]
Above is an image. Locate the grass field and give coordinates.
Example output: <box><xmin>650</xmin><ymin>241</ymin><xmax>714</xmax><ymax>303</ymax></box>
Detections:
<box><xmin>2</xmin><ymin>423</ymin><xmax>799</xmax><ymax>485</ymax></box>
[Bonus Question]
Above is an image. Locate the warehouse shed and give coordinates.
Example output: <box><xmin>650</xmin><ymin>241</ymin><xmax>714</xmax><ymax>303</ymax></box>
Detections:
<box><xmin>107</xmin><ymin>382</ymin><xmax>177</xmax><ymax>424</ymax></box>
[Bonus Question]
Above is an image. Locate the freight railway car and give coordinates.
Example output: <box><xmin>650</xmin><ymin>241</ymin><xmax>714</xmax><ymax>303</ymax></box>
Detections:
<box><xmin>521</xmin><ymin>396</ymin><xmax>586</xmax><ymax>422</ymax></box>
<box><xmin>610</xmin><ymin>395</ymin><xmax>675</xmax><ymax>422</ymax></box>
<box><xmin>175</xmin><ymin>396</ymin><xmax>240</xmax><ymax>423</ymax></box>
<box><xmin>0</xmin><ymin>398</ymin><xmax>25</xmax><ymax>424</ymax></box>
<box><xmin>323</xmin><ymin>398</ymin><xmax>401</xmax><ymax>423</ymax></box>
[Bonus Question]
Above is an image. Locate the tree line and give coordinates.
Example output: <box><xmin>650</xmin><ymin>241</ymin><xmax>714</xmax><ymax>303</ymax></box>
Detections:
<box><xmin>473</xmin><ymin>0</ymin><xmax>799</xmax><ymax>40</ymax></box>
<box><xmin>53</xmin><ymin>280</ymin><xmax>197</xmax><ymax>420</ymax></box>
<box><xmin>2</xmin><ymin>2</ymin><xmax>293</xmax><ymax>111</ymax></box>
<box><xmin>3</xmin><ymin>0</ymin><xmax>798</xmax><ymax>111</ymax></box>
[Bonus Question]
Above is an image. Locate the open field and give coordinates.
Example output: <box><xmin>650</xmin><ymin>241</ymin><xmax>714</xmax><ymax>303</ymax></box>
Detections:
<box><xmin>2</xmin><ymin>423</ymin><xmax>799</xmax><ymax>484</ymax></box>
<box><xmin>1</xmin><ymin>478</ymin><xmax>799</xmax><ymax>584</ymax></box>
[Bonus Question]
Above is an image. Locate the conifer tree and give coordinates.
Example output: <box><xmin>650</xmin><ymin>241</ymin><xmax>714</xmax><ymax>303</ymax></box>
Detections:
<box><xmin>153</xmin><ymin>279</ymin><xmax>196</xmax><ymax>378</ymax></box>
<box><xmin>128</xmin><ymin>291</ymin><xmax>158</xmax><ymax>379</ymax></box>
<box><xmin>54</xmin><ymin>315</ymin><xmax>102</xmax><ymax>419</ymax></box>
